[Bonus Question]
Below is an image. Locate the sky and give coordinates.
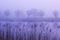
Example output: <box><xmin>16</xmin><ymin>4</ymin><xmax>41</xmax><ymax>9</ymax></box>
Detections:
<box><xmin>0</xmin><ymin>0</ymin><xmax>60</xmax><ymax>18</ymax></box>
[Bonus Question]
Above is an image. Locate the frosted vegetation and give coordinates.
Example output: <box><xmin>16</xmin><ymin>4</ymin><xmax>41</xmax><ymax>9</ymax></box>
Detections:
<box><xmin>0</xmin><ymin>9</ymin><xmax>60</xmax><ymax>40</ymax></box>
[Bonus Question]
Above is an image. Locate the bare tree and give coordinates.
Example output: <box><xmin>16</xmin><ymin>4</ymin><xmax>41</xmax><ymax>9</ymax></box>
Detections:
<box><xmin>38</xmin><ymin>10</ymin><xmax>44</xmax><ymax>18</ymax></box>
<box><xmin>26</xmin><ymin>10</ymin><xmax>32</xmax><ymax>18</ymax></box>
<box><xmin>53</xmin><ymin>10</ymin><xmax>58</xmax><ymax>18</ymax></box>
<box><xmin>27</xmin><ymin>8</ymin><xmax>38</xmax><ymax>18</ymax></box>
<box><xmin>31</xmin><ymin>8</ymin><xmax>38</xmax><ymax>18</ymax></box>
<box><xmin>4</xmin><ymin>10</ymin><xmax>10</xmax><ymax>18</ymax></box>
<box><xmin>15</xmin><ymin>10</ymin><xmax>24</xmax><ymax>18</ymax></box>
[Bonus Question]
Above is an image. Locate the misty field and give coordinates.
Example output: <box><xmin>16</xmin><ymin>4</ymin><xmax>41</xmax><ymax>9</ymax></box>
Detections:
<box><xmin>0</xmin><ymin>21</ymin><xmax>60</xmax><ymax>40</ymax></box>
<box><xmin>0</xmin><ymin>9</ymin><xmax>60</xmax><ymax>40</ymax></box>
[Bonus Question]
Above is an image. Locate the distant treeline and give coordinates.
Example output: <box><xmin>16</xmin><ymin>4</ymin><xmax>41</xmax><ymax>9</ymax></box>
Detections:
<box><xmin>0</xmin><ymin>9</ymin><xmax>59</xmax><ymax>18</ymax></box>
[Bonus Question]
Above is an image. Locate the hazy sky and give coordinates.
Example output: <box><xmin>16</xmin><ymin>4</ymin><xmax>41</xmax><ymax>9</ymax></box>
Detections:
<box><xmin>0</xmin><ymin>0</ymin><xmax>60</xmax><ymax>17</ymax></box>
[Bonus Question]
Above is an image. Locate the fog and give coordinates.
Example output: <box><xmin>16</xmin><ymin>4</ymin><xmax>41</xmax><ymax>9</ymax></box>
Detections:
<box><xmin>0</xmin><ymin>0</ymin><xmax>60</xmax><ymax>40</ymax></box>
<box><xmin>0</xmin><ymin>0</ymin><xmax>60</xmax><ymax>17</ymax></box>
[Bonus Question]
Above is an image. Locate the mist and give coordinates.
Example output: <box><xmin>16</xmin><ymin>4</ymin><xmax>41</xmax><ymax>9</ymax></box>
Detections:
<box><xmin>0</xmin><ymin>0</ymin><xmax>60</xmax><ymax>18</ymax></box>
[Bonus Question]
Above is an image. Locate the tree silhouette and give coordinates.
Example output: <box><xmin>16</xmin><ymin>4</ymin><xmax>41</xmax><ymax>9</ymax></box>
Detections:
<box><xmin>15</xmin><ymin>10</ymin><xmax>24</xmax><ymax>18</ymax></box>
<box><xmin>31</xmin><ymin>8</ymin><xmax>38</xmax><ymax>17</ymax></box>
<box><xmin>53</xmin><ymin>10</ymin><xmax>58</xmax><ymax>18</ymax></box>
<box><xmin>27</xmin><ymin>8</ymin><xmax>38</xmax><ymax>18</ymax></box>
<box><xmin>4</xmin><ymin>10</ymin><xmax>10</xmax><ymax>18</ymax></box>
<box><xmin>38</xmin><ymin>10</ymin><xmax>44</xmax><ymax>18</ymax></box>
<box><xmin>26</xmin><ymin>10</ymin><xmax>32</xmax><ymax>18</ymax></box>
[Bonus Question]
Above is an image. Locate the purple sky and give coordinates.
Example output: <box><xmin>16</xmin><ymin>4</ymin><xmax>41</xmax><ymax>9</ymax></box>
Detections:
<box><xmin>0</xmin><ymin>0</ymin><xmax>60</xmax><ymax>18</ymax></box>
